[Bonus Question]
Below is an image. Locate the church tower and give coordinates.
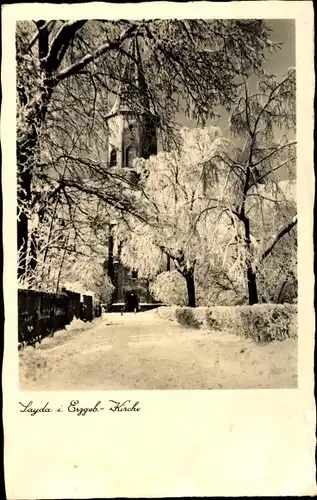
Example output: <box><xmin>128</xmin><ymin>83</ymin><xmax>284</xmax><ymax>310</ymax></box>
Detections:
<box><xmin>106</xmin><ymin>37</ymin><xmax>157</xmax><ymax>170</ymax></box>
<box><xmin>105</xmin><ymin>38</ymin><xmax>159</xmax><ymax>311</ymax></box>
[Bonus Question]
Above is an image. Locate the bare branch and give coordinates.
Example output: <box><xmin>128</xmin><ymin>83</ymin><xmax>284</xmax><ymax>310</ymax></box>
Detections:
<box><xmin>252</xmin><ymin>70</ymin><xmax>295</xmax><ymax>135</ymax></box>
<box><xmin>260</xmin><ymin>215</ymin><xmax>297</xmax><ymax>263</ymax></box>
<box><xmin>251</xmin><ymin>157</ymin><xmax>296</xmax><ymax>187</ymax></box>
<box><xmin>45</xmin><ymin>21</ymin><xmax>87</xmax><ymax>70</ymax></box>
<box><xmin>250</xmin><ymin>140</ymin><xmax>296</xmax><ymax>171</ymax></box>
<box><xmin>55</xmin><ymin>24</ymin><xmax>137</xmax><ymax>81</ymax></box>
<box><xmin>28</xmin><ymin>21</ymin><xmax>54</xmax><ymax>51</ymax></box>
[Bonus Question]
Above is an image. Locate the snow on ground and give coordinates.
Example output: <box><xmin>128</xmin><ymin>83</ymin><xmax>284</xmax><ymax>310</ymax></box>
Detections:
<box><xmin>19</xmin><ymin>311</ymin><xmax>297</xmax><ymax>390</ymax></box>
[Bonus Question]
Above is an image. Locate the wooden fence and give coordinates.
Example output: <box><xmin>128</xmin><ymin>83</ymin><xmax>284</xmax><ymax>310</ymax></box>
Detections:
<box><xmin>18</xmin><ymin>288</ymin><xmax>97</xmax><ymax>346</ymax></box>
<box><xmin>81</xmin><ymin>294</ymin><xmax>93</xmax><ymax>322</ymax></box>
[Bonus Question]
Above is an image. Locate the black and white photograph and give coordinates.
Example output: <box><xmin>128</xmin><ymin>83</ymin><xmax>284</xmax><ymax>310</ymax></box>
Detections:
<box><xmin>2</xmin><ymin>2</ymin><xmax>315</xmax><ymax>498</ymax></box>
<box><xmin>15</xmin><ymin>16</ymin><xmax>299</xmax><ymax>390</ymax></box>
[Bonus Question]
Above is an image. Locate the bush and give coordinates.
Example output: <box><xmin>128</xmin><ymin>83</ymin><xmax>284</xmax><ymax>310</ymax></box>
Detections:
<box><xmin>157</xmin><ymin>304</ymin><xmax>297</xmax><ymax>342</ymax></box>
<box><xmin>195</xmin><ymin>264</ymin><xmax>247</xmax><ymax>306</ymax></box>
<box><xmin>149</xmin><ymin>271</ymin><xmax>187</xmax><ymax>306</ymax></box>
<box><xmin>175</xmin><ymin>308</ymin><xmax>203</xmax><ymax>328</ymax></box>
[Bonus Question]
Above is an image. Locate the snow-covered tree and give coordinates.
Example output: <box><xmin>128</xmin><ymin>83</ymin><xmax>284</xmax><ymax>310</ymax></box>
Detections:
<box><xmin>19</xmin><ymin>186</ymin><xmax>114</xmax><ymax>302</ymax></box>
<box><xmin>117</xmin><ymin>70</ymin><xmax>296</xmax><ymax>307</ymax></box>
<box><xmin>116</xmin><ymin>127</ymin><xmax>231</xmax><ymax>307</ymax></box>
<box><xmin>202</xmin><ymin>69</ymin><xmax>297</xmax><ymax>304</ymax></box>
<box><xmin>16</xmin><ymin>20</ymin><xmax>277</xmax><ymax>279</ymax></box>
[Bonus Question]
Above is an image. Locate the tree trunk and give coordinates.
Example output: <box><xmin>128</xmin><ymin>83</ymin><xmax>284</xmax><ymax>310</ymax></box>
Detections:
<box><xmin>185</xmin><ymin>271</ymin><xmax>196</xmax><ymax>308</ymax></box>
<box><xmin>55</xmin><ymin>231</ymin><xmax>70</xmax><ymax>294</ymax></box>
<box><xmin>166</xmin><ymin>255</ymin><xmax>171</xmax><ymax>271</ymax></box>
<box><xmin>246</xmin><ymin>265</ymin><xmax>258</xmax><ymax>305</ymax></box>
<box><xmin>107</xmin><ymin>232</ymin><xmax>114</xmax><ymax>282</ymax></box>
<box><xmin>29</xmin><ymin>234</ymin><xmax>37</xmax><ymax>272</ymax></box>
<box><xmin>17</xmin><ymin>85</ymin><xmax>53</xmax><ymax>279</ymax></box>
<box><xmin>173</xmin><ymin>251</ymin><xmax>196</xmax><ymax>308</ymax></box>
<box><xmin>17</xmin><ymin>165</ymin><xmax>32</xmax><ymax>279</ymax></box>
<box><xmin>275</xmin><ymin>279</ymin><xmax>288</xmax><ymax>304</ymax></box>
<box><xmin>243</xmin><ymin>216</ymin><xmax>259</xmax><ymax>305</ymax></box>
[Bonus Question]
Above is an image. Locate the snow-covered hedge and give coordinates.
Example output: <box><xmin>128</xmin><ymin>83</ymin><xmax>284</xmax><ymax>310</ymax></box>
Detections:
<box><xmin>156</xmin><ymin>304</ymin><xmax>297</xmax><ymax>342</ymax></box>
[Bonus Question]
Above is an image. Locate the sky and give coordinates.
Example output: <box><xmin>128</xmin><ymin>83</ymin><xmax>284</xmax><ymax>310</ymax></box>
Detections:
<box><xmin>264</xmin><ymin>19</ymin><xmax>295</xmax><ymax>74</ymax></box>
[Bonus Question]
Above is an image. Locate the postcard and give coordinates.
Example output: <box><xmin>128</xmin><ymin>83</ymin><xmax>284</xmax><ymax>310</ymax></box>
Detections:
<box><xmin>2</xmin><ymin>1</ymin><xmax>316</xmax><ymax>497</ymax></box>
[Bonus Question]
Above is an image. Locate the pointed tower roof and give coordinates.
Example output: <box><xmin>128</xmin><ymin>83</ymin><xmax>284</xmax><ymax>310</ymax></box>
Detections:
<box><xmin>104</xmin><ymin>37</ymin><xmax>151</xmax><ymax>121</ymax></box>
<box><xmin>104</xmin><ymin>38</ymin><xmax>138</xmax><ymax>120</ymax></box>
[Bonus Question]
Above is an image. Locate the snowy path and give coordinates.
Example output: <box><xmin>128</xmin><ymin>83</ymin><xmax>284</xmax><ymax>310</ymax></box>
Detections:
<box><xmin>19</xmin><ymin>311</ymin><xmax>297</xmax><ymax>390</ymax></box>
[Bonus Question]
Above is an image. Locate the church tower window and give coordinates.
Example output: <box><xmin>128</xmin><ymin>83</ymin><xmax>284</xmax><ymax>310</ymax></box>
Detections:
<box><xmin>110</xmin><ymin>149</ymin><xmax>117</xmax><ymax>168</ymax></box>
<box><xmin>125</xmin><ymin>145</ymin><xmax>137</xmax><ymax>168</ymax></box>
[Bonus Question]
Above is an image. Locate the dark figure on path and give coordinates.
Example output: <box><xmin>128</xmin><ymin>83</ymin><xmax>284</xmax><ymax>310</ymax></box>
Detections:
<box><xmin>125</xmin><ymin>292</ymin><xmax>140</xmax><ymax>313</ymax></box>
